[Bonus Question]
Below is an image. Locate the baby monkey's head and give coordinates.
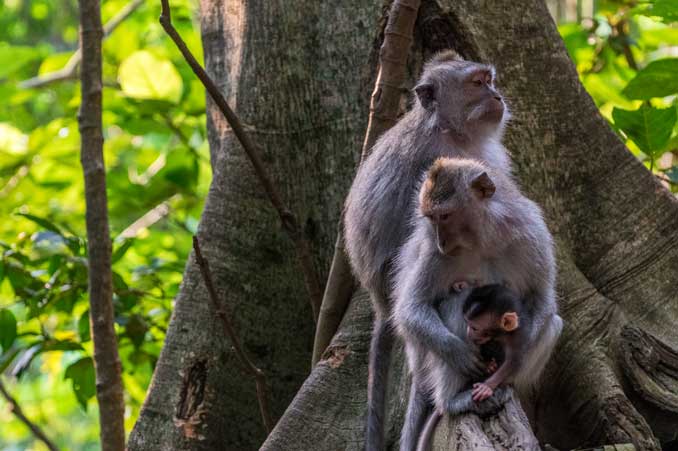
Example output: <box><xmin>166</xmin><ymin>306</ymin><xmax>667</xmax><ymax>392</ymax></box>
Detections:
<box><xmin>463</xmin><ymin>284</ymin><xmax>520</xmax><ymax>345</ymax></box>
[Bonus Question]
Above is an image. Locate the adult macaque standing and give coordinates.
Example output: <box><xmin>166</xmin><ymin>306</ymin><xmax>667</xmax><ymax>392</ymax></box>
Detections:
<box><xmin>343</xmin><ymin>50</ymin><xmax>511</xmax><ymax>450</ymax></box>
<box><xmin>392</xmin><ymin>158</ymin><xmax>562</xmax><ymax>451</ymax></box>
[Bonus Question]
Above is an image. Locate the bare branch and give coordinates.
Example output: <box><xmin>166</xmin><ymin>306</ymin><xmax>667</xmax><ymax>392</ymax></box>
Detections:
<box><xmin>361</xmin><ymin>0</ymin><xmax>421</xmax><ymax>157</ymax></box>
<box><xmin>78</xmin><ymin>0</ymin><xmax>126</xmax><ymax>448</ymax></box>
<box><xmin>192</xmin><ymin>236</ymin><xmax>274</xmax><ymax>433</ymax></box>
<box><xmin>159</xmin><ymin>0</ymin><xmax>323</xmax><ymax>322</ymax></box>
<box><xmin>312</xmin><ymin>0</ymin><xmax>421</xmax><ymax>365</ymax></box>
<box><xmin>0</xmin><ymin>378</ymin><xmax>59</xmax><ymax>451</ymax></box>
<box><xmin>19</xmin><ymin>0</ymin><xmax>144</xmax><ymax>89</ymax></box>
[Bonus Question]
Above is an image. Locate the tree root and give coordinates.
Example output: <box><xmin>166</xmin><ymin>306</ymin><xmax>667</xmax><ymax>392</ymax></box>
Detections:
<box><xmin>620</xmin><ymin>325</ymin><xmax>678</xmax><ymax>414</ymax></box>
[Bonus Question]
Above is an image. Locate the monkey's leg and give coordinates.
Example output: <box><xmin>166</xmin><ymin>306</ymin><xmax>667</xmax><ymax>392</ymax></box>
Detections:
<box><xmin>366</xmin><ymin>315</ymin><xmax>394</xmax><ymax>451</ymax></box>
<box><xmin>399</xmin><ymin>378</ymin><xmax>432</xmax><ymax>451</ymax></box>
<box><xmin>414</xmin><ymin>410</ymin><xmax>441</xmax><ymax>451</ymax></box>
<box><xmin>445</xmin><ymin>386</ymin><xmax>511</xmax><ymax>417</ymax></box>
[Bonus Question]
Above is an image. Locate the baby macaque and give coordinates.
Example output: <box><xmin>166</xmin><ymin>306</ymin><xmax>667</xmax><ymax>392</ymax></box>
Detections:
<box><xmin>463</xmin><ymin>284</ymin><xmax>524</xmax><ymax>402</ymax></box>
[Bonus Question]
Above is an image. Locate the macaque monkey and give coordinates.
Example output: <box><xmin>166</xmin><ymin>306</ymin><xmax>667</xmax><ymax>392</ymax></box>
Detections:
<box><xmin>392</xmin><ymin>158</ymin><xmax>562</xmax><ymax>451</ymax></box>
<box><xmin>414</xmin><ymin>284</ymin><xmax>526</xmax><ymax>451</ymax></box>
<box><xmin>343</xmin><ymin>50</ymin><xmax>512</xmax><ymax>451</ymax></box>
<box><xmin>464</xmin><ymin>284</ymin><xmax>525</xmax><ymax>402</ymax></box>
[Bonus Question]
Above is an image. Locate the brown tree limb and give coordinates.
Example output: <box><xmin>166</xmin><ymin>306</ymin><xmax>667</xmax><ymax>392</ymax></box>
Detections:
<box><xmin>0</xmin><ymin>378</ymin><xmax>59</xmax><ymax>451</ymax></box>
<box><xmin>20</xmin><ymin>0</ymin><xmax>144</xmax><ymax>89</ymax></box>
<box><xmin>159</xmin><ymin>0</ymin><xmax>322</xmax><ymax>322</ymax></box>
<box><xmin>311</xmin><ymin>0</ymin><xmax>421</xmax><ymax>366</ymax></box>
<box><xmin>192</xmin><ymin>236</ymin><xmax>274</xmax><ymax>434</ymax></box>
<box><xmin>430</xmin><ymin>389</ymin><xmax>541</xmax><ymax>451</ymax></box>
<box><xmin>77</xmin><ymin>0</ymin><xmax>126</xmax><ymax>448</ymax></box>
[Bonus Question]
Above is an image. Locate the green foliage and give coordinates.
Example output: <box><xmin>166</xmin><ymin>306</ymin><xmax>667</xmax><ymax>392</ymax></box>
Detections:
<box><xmin>558</xmin><ymin>1</ymin><xmax>678</xmax><ymax>187</ymax></box>
<box><xmin>0</xmin><ymin>0</ymin><xmax>208</xmax><ymax>448</ymax></box>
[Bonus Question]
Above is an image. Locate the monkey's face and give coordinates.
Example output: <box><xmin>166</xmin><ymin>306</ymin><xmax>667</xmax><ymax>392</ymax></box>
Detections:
<box><xmin>415</xmin><ymin>62</ymin><xmax>506</xmax><ymax>135</ymax></box>
<box><xmin>466</xmin><ymin>314</ymin><xmax>496</xmax><ymax>345</ymax></box>
<box><xmin>429</xmin><ymin>210</ymin><xmax>479</xmax><ymax>256</ymax></box>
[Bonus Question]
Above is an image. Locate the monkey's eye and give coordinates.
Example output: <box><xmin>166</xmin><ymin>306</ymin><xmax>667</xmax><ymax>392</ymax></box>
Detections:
<box><xmin>473</xmin><ymin>79</ymin><xmax>482</xmax><ymax>87</ymax></box>
<box><xmin>439</xmin><ymin>213</ymin><xmax>450</xmax><ymax>221</ymax></box>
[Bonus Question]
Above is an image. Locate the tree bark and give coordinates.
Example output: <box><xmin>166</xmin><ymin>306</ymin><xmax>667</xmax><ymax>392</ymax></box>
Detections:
<box><xmin>131</xmin><ymin>0</ymin><xmax>678</xmax><ymax>450</ymax></box>
<box><xmin>78</xmin><ymin>0</ymin><xmax>126</xmax><ymax>449</ymax></box>
<box><xmin>128</xmin><ymin>1</ymin><xmax>382</xmax><ymax>449</ymax></box>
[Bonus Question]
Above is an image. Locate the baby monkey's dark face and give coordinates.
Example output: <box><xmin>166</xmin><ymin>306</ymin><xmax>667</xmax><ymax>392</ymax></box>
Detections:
<box><xmin>465</xmin><ymin>313</ymin><xmax>498</xmax><ymax>345</ymax></box>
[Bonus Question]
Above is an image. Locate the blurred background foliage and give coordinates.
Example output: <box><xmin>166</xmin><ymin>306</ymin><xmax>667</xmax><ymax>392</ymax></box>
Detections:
<box><xmin>0</xmin><ymin>0</ymin><xmax>675</xmax><ymax>450</ymax></box>
<box><xmin>0</xmin><ymin>0</ymin><xmax>208</xmax><ymax>449</ymax></box>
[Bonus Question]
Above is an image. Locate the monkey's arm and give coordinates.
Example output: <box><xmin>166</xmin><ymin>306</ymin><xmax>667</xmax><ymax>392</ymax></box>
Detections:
<box><xmin>393</xmin><ymin>249</ymin><xmax>484</xmax><ymax>378</ymax></box>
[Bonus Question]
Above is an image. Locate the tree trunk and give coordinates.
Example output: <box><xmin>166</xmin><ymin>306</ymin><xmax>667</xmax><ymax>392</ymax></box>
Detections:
<box><xmin>131</xmin><ymin>0</ymin><xmax>678</xmax><ymax>450</ymax></box>
<box><xmin>128</xmin><ymin>1</ymin><xmax>382</xmax><ymax>449</ymax></box>
<box><xmin>78</xmin><ymin>0</ymin><xmax>126</xmax><ymax>448</ymax></box>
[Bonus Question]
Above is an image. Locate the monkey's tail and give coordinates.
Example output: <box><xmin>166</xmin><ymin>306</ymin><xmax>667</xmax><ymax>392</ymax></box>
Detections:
<box><xmin>365</xmin><ymin>316</ymin><xmax>394</xmax><ymax>451</ymax></box>
<box><xmin>415</xmin><ymin>410</ymin><xmax>442</xmax><ymax>451</ymax></box>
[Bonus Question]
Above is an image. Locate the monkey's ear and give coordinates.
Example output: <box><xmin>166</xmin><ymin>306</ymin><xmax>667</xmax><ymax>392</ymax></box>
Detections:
<box><xmin>471</xmin><ymin>172</ymin><xmax>496</xmax><ymax>199</ymax></box>
<box><xmin>500</xmin><ymin>312</ymin><xmax>519</xmax><ymax>332</ymax></box>
<box><xmin>415</xmin><ymin>83</ymin><xmax>436</xmax><ymax>110</ymax></box>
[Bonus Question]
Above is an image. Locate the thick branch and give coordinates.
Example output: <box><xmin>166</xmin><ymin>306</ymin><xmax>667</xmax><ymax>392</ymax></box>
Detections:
<box><xmin>78</xmin><ymin>0</ymin><xmax>126</xmax><ymax>448</ymax></box>
<box><xmin>20</xmin><ymin>0</ymin><xmax>144</xmax><ymax>89</ymax></box>
<box><xmin>159</xmin><ymin>0</ymin><xmax>322</xmax><ymax>322</ymax></box>
<box><xmin>192</xmin><ymin>236</ymin><xmax>274</xmax><ymax>434</ymax></box>
<box><xmin>431</xmin><ymin>389</ymin><xmax>540</xmax><ymax>451</ymax></box>
<box><xmin>311</xmin><ymin>0</ymin><xmax>421</xmax><ymax>365</ymax></box>
<box><xmin>0</xmin><ymin>378</ymin><xmax>59</xmax><ymax>451</ymax></box>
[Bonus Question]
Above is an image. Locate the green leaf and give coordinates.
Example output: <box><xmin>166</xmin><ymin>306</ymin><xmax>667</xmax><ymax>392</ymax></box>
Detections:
<box><xmin>0</xmin><ymin>309</ymin><xmax>17</xmax><ymax>352</ymax></box>
<box><xmin>612</xmin><ymin>105</ymin><xmax>677</xmax><ymax>156</ymax></box>
<box><xmin>125</xmin><ymin>314</ymin><xmax>148</xmax><ymax>348</ymax></box>
<box><xmin>41</xmin><ymin>339</ymin><xmax>83</xmax><ymax>352</ymax></box>
<box><xmin>78</xmin><ymin>310</ymin><xmax>91</xmax><ymax>343</ymax></box>
<box><xmin>622</xmin><ymin>59</ymin><xmax>678</xmax><ymax>100</ymax></box>
<box><xmin>664</xmin><ymin>167</ymin><xmax>678</xmax><ymax>184</ymax></box>
<box><xmin>0</xmin><ymin>44</ymin><xmax>41</xmax><ymax>78</ymax></box>
<box><xmin>112</xmin><ymin>238</ymin><xmax>135</xmax><ymax>264</ymax></box>
<box><xmin>647</xmin><ymin>0</ymin><xmax>678</xmax><ymax>22</ymax></box>
<box><xmin>118</xmin><ymin>51</ymin><xmax>183</xmax><ymax>103</ymax></box>
<box><xmin>64</xmin><ymin>357</ymin><xmax>96</xmax><ymax>410</ymax></box>
<box><xmin>16</xmin><ymin>212</ymin><xmax>64</xmax><ymax>235</ymax></box>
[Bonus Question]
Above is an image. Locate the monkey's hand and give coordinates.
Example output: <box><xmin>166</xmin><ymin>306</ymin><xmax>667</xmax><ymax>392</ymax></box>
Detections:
<box><xmin>486</xmin><ymin>358</ymin><xmax>498</xmax><ymax>374</ymax></box>
<box><xmin>446</xmin><ymin>386</ymin><xmax>511</xmax><ymax>417</ymax></box>
<box><xmin>472</xmin><ymin>382</ymin><xmax>493</xmax><ymax>402</ymax></box>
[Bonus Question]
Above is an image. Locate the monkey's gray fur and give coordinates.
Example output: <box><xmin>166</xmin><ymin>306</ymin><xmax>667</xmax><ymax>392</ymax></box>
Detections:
<box><xmin>392</xmin><ymin>158</ymin><xmax>563</xmax><ymax>451</ymax></box>
<box><xmin>343</xmin><ymin>51</ymin><xmax>512</xmax><ymax>451</ymax></box>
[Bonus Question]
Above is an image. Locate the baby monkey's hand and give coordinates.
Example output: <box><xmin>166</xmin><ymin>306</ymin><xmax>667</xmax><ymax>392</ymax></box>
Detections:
<box><xmin>472</xmin><ymin>382</ymin><xmax>494</xmax><ymax>402</ymax></box>
<box><xmin>486</xmin><ymin>358</ymin><xmax>498</xmax><ymax>374</ymax></box>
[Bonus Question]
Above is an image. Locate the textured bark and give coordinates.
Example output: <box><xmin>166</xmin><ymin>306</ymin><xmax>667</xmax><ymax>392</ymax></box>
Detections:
<box><xmin>78</xmin><ymin>0</ymin><xmax>126</xmax><ymax>449</ymax></box>
<box><xmin>430</xmin><ymin>392</ymin><xmax>540</xmax><ymax>451</ymax></box>
<box><xmin>312</xmin><ymin>0</ymin><xmax>421</xmax><ymax>366</ymax></box>
<box><xmin>131</xmin><ymin>0</ymin><xmax>678</xmax><ymax>449</ymax></box>
<box><xmin>128</xmin><ymin>1</ymin><xmax>380</xmax><ymax>449</ymax></box>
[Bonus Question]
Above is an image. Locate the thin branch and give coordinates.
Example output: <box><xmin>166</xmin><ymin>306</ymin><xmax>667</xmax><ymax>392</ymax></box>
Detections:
<box><xmin>78</xmin><ymin>0</ymin><xmax>126</xmax><ymax>448</ymax></box>
<box><xmin>0</xmin><ymin>378</ymin><xmax>59</xmax><ymax>451</ymax></box>
<box><xmin>192</xmin><ymin>236</ymin><xmax>274</xmax><ymax>433</ymax></box>
<box><xmin>311</xmin><ymin>0</ymin><xmax>421</xmax><ymax>366</ymax></box>
<box><xmin>361</xmin><ymin>0</ymin><xmax>421</xmax><ymax>157</ymax></box>
<box><xmin>19</xmin><ymin>0</ymin><xmax>144</xmax><ymax>89</ymax></box>
<box><xmin>159</xmin><ymin>0</ymin><xmax>322</xmax><ymax>322</ymax></box>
